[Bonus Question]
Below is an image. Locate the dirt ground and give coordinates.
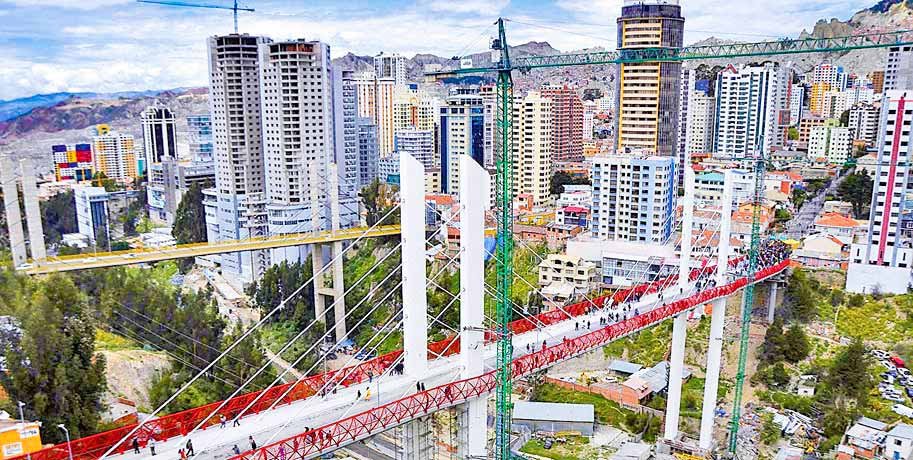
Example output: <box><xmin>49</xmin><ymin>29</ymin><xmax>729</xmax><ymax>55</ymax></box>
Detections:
<box><xmin>101</xmin><ymin>349</ymin><xmax>171</xmax><ymax>410</ymax></box>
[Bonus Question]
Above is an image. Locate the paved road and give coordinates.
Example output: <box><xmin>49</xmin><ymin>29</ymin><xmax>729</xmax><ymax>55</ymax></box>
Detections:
<box><xmin>783</xmin><ymin>172</ymin><xmax>846</xmax><ymax>240</ymax></box>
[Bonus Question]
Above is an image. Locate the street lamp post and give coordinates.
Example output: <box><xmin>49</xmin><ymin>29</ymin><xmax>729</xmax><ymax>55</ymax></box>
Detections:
<box><xmin>57</xmin><ymin>425</ymin><xmax>73</xmax><ymax>460</ymax></box>
<box><xmin>17</xmin><ymin>401</ymin><xmax>31</xmax><ymax>460</ymax></box>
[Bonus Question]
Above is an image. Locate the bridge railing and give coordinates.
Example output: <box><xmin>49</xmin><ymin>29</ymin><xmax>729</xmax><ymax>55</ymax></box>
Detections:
<box><xmin>232</xmin><ymin>259</ymin><xmax>789</xmax><ymax>460</ymax></box>
<box><xmin>13</xmin><ymin>280</ymin><xmax>616</xmax><ymax>460</ymax></box>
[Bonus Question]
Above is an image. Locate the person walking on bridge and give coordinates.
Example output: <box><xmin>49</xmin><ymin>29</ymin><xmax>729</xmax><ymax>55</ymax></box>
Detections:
<box><xmin>186</xmin><ymin>439</ymin><xmax>194</xmax><ymax>456</ymax></box>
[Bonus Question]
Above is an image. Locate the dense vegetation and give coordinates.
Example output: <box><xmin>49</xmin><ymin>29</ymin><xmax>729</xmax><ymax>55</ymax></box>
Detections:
<box><xmin>0</xmin><ymin>270</ymin><xmax>106</xmax><ymax>443</ymax></box>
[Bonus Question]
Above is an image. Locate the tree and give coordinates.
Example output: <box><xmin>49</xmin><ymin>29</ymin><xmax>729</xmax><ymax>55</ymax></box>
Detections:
<box><xmin>761</xmin><ymin>413</ymin><xmax>781</xmax><ymax>445</ymax></box>
<box><xmin>788</xmin><ymin>126</ymin><xmax>799</xmax><ymax>141</ymax></box>
<box><xmin>549</xmin><ymin>171</ymin><xmax>591</xmax><ymax>196</ymax></box>
<box><xmin>361</xmin><ymin>179</ymin><xmax>400</xmax><ymax>227</ymax></box>
<box><xmin>91</xmin><ymin>172</ymin><xmax>117</xmax><ymax>192</ymax></box>
<box><xmin>784</xmin><ymin>268</ymin><xmax>817</xmax><ymax>322</ymax></box>
<box><xmin>782</xmin><ymin>323</ymin><xmax>811</xmax><ymax>363</ymax></box>
<box><xmin>40</xmin><ymin>191</ymin><xmax>76</xmax><ymax>245</ymax></box>
<box><xmin>791</xmin><ymin>188</ymin><xmax>808</xmax><ymax>209</ymax></box>
<box><xmin>839</xmin><ymin>109</ymin><xmax>850</xmax><ymax>127</ymax></box>
<box><xmin>246</xmin><ymin>261</ymin><xmax>314</xmax><ymax>327</ymax></box>
<box><xmin>172</xmin><ymin>183</ymin><xmax>207</xmax><ymax>244</ymax></box>
<box><xmin>848</xmin><ymin>293</ymin><xmax>865</xmax><ymax>308</ymax></box>
<box><xmin>837</xmin><ymin>171</ymin><xmax>874</xmax><ymax>219</ymax></box>
<box><xmin>0</xmin><ymin>274</ymin><xmax>106</xmax><ymax>442</ymax></box>
<box><xmin>826</xmin><ymin>339</ymin><xmax>871</xmax><ymax>402</ymax></box>
<box><xmin>761</xmin><ymin>317</ymin><xmax>786</xmax><ymax>363</ymax></box>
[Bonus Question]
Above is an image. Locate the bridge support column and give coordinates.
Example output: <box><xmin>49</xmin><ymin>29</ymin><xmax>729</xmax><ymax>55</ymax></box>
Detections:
<box><xmin>1</xmin><ymin>158</ymin><xmax>26</xmax><ymax>267</ymax></box>
<box><xmin>665</xmin><ymin>166</ymin><xmax>694</xmax><ymax>440</ymax></box>
<box><xmin>401</xmin><ymin>416</ymin><xmax>434</xmax><ymax>459</ymax></box>
<box><xmin>459</xmin><ymin>155</ymin><xmax>488</xmax><ymax>458</ymax></box>
<box><xmin>699</xmin><ymin>169</ymin><xmax>734</xmax><ymax>449</ymax></box>
<box><xmin>401</xmin><ymin>152</ymin><xmax>428</xmax><ymax>376</ymax></box>
<box><xmin>767</xmin><ymin>282</ymin><xmax>778</xmax><ymax>323</ymax></box>
<box><xmin>312</xmin><ymin>163</ymin><xmax>347</xmax><ymax>341</ymax></box>
<box><xmin>20</xmin><ymin>159</ymin><xmax>45</xmax><ymax>262</ymax></box>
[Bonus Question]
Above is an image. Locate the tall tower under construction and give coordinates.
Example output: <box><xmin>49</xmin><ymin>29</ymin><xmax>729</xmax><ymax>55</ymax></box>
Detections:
<box><xmin>615</xmin><ymin>0</ymin><xmax>684</xmax><ymax>157</ymax></box>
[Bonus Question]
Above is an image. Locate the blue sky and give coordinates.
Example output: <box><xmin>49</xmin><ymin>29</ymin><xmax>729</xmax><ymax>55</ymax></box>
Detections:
<box><xmin>0</xmin><ymin>0</ymin><xmax>875</xmax><ymax>101</ymax></box>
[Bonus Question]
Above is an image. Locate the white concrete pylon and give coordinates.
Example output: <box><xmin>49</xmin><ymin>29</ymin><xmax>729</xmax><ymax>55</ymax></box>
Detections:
<box><xmin>699</xmin><ymin>169</ymin><xmax>735</xmax><ymax>449</ymax></box>
<box><xmin>665</xmin><ymin>166</ymin><xmax>695</xmax><ymax>440</ymax></box>
<box><xmin>0</xmin><ymin>157</ymin><xmax>26</xmax><ymax>267</ymax></box>
<box><xmin>767</xmin><ymin>283</ymin><xmax>778</xmax><ymax>323</ymax></box>
<box><xmin>458</xmin><ymin>155</ymin><xmax>487</xmax><ymax>458</ymax></box>
<box><xmin>400</xmin><ymin>152</ymin><xmax>428</xmax><ymax>376</ymax></box>
<box><xmin>20</xmin><ymin>159</ymin><xmax>46</xmax><ymax>262</ymax></box>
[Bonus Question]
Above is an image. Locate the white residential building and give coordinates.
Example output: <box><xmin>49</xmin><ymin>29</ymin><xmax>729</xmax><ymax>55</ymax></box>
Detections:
<box><xmin>258</xmin><ymin>39</ymin><xmax>358</xmax><ymax>265</ymax></box>
<box><xmin>789</xmin><ymin>85</ymin><xmax>805</xmax><ymax>125</ymax></box>
<box><xmin>74</xmin><ymin>185</ymin><xmax>109</xmax><ymax>246</ymax></box>
<box><xmin>512</xmin><ymin>91</ymin><xmax>553</xmax><ymax>208</ymax></box>
<box><xmin>590</xmin><ymin>153</ymin><xmax>675</xmax><ymax>243</ymax></box>
<box><xmin>847</xmin><ymin>90</ymin><xmax>913</xmax><ymax>294</ymax></box>
<box><xmin>393</xmin><ymin>84</ymin><xmax>439</xmax><ymax>135</ymax></box>
<box><xmin>140</xmin><ymin>104</ymin><xmax>177</xmax><ymax>174</ymax></box>
<box><xmin>374</xmin><ymin>52</ymin><xmax>407</xmax><ymax>86</ymax></box>
<box><xmin>809</xmin><ymin>125</ymin><xmax>853</xmax><ymax>165</ymax></box>
<box><xmin>583</xmin><ymin>100</ymin><xmax>596</xmax><ymax>141</ymax></box>
<box><xmin>885</xmin><ymin>45</ymin><xmax>913</xmax><ymax>92</ymax></box>
<box><xmin>686</xmin><ymin>91</ymin><xmax>715</xmax><ymax>155</ymax></box>
<box><xmin>848</xmin><ymin>102</ymin><xmax>881</xmax><ymax>145</ymax></box>
<box><xmin>204</xmin><ymin>34</ymin><xmax>271</xmax><ymax>284</ymax></box>
<box><xmin>395</xmin><ymin>128</ymin><xmax>435</xmax><ymax>169</ymax></box>
<box><xmin>714</xmin><ymin>63</ymin><xmax>789</xmax><ymax>157</ymax></box>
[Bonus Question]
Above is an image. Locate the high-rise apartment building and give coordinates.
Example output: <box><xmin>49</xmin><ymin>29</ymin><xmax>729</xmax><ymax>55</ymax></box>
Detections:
<box><xmin>677</xmin><ymin>68</ymin><xmax>693</xmax><ymax>164</ymax></box>
<box><xmin>685</xmin><ymin>90</ymin><xmax>715</xmax><ymax>155</ymax></box>
<box><xmin>357</xmin><ymin>117</ymin><xmax>379</xmax><ymax>189</ymax></box>
<box><xmin>885</xmin><ymin>46</ymin><xmax>913</xmax><ymax>92</ymax></box>
<box><xmin>140</xmin><ymin>104</ymin><xmax>177</xmax><ymax>174</ymax></box>
<box><xmin>395</xmin><ymin>128</ymin><xmax>435</xmax><ymax>169</ymax></box>
<box><xmin>789</xmin><ymin>85</ymin><xmax>805</xmax><ymax>125</ymax></box>
<box><xmin>808</xmin><ymin>124</ymin><xmax>853</xmax><ymax>165</ymax></box>
<box><xmin>590</xmin><ymin>152</ymin><xmax>675</xmax><ymax>242</ymax></box>
<box><xmin>375</xmin><ymin>78</ymin><xmax>397</xmax><ymax>156</ymax></box>
<box><xmin>541</xmin><ymin>84</ymin><xmax>584</xmax><ymax>162</ymax></box>
<box><xmin>848</xmin><ymin>102</ymin><xmax>881</xmax><ymax>145</ymax></box>
<box><xmin>336</xmin><ymin>70</ymin><xmax>360</xmax><ymax>196</ymax></box>
<box><xmin>393</xmin><ymin>84</ymin><xmax>439</xmax><ymax>134</ymax></box>
<box><xmin>714</xmin><ymin>63</ymin><xmax>789</xmax><ymax>157</ymax></box>
<box><xmin>374</xmin><ymin>52</ymin><xmax>407</xmax><ymax>86</ymax></box>
<box><xmin>480</xmin><ymin>84</ymin><xmax>497</xmax><ymax>168</ymax></box>
<box><xmin>847</xmin><ymin>91</ymin><xmax>913</xmax><ymax>294</ymax></box>
<box><xmin>583</xmin><ymin>101</ymin><xmax>596</xmax><ymax>141</ymax></box>
<box><xmin>354</xmin><ymin>71</ymin><xmax>377</xmax><ymax>119</ymax></box>
<box><xmin>615</xmin><ymin>0</ymin><xmax>684</xmax><ymax>156</ymax></box>
<box><xmin>439</xmin><ymin>88</ymin><xmax>484</xmax><ymax>195</ymax></box>
<box><xmin>512</xmin><ymin>91</ymin><xmax>553</xmax><ymax>208</ymax></box>
<box><xmin>258</xmin><ymin>39</ymin><xmax>358</xmax><ymax>264</ymax></box>
<box><xmin>93</xmin><ymin>131</ymin><xmax>138</xmax><ymax>181</ymax></box>
<box><xmin>187</xmin><ymin>114</ymin><xmax>213</xmax><ymax>163</ymax></box>
<box><xmin>809</xmin><ymin>82</ymin><xmax>832</xmax><ymax>115</ymax></box>
<box><xmin>204</xmin><ymin>34</ymin><xmax>272</xmax><ymax>283</ymax></box>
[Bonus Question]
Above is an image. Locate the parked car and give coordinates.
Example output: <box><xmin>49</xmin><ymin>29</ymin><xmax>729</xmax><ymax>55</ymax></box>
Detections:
<box><xmin>893</xmin><ymin>404</ymin><xmax>913</xmax><ymax>418</ymax></box>
<box><xmin>873</xmin><ymin>350</ymin><xmax>891</xmax><ymax>359</ymax></box>
<box><xmin>893</xmin><ymin>356</ymin><xmax>907</xmax><ymax>368</ymax></box>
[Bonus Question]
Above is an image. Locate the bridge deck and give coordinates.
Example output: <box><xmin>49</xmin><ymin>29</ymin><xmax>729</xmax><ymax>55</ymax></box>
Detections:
<box><xmin>20</xmin><ymin>226</ymin><xmax>401</xmax><ymax>275</ymax></box>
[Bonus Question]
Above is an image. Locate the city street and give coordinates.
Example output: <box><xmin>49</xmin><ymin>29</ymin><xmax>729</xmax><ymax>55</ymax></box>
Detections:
<box><xmin>783</xmin><ymin>172</ymin><xmax>847</xmax><ymax>240</ymax></box>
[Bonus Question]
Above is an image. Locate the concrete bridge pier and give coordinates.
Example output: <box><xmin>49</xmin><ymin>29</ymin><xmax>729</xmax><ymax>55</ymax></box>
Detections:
<box><xmin>699</xmin><ymin>169</ymin><xmax>734</xmax><ymax>449</ymax></box>
<box><xmin>665</xmin><ymin>166</ymin><xmax>695</xmax><ymax>440</ymax></box>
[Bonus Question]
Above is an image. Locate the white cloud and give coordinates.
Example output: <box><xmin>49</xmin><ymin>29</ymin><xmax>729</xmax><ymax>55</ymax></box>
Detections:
<box><xmin>419</xmin><ymin>0</ymin><xmax>510</xmax><ymax>15</ymax></box>
<box><xmin>4</xmin><ymin>0</ymin><xmax>131</xmax><ymax>10</ymax></box>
